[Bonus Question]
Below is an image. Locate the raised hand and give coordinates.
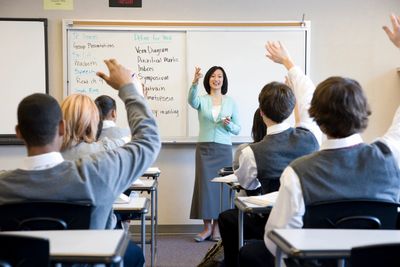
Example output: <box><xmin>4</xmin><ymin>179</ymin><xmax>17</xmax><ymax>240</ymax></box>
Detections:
<box><xmin>192</xmin><ymin>67</ymin><xmax>203</xmax><ymax>85</ymax></box>
<box><xmin>265</xmin><ymin>41</ymin><xmax>294</xmax><ymax>70</ymax></box>
<box><xmin>96</xmin><ymin>59</ymin><xmax>133</xmax><ymax>90</ymax></box>
<box><xmin>383</xmin><ymin>14</ymin><xmax>400</xmax><ymax>48</ymax></box>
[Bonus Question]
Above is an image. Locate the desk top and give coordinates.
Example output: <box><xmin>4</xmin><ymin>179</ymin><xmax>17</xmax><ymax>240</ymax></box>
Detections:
<box><xmin>142</xmin><ymin>167</ymin><xmax>161</xmax><ymax>178</ymax></box>
<box><xmin>235</xmin><ymin>197</ymin><xmax>272</xmax><ymax>213</ymax></box>
<box><xmin>268</xmin><ymin>229</ymin><xmax>400</xmax><ymax>258</ymax></box>
<box><xmin>1</xmin><ymin>230</ymin><xmax>127</xmax><ymax>263</ymax></box>
<box><xmin>113</xmin><ymin>196</ymin><xmax>149</xmax><ymax>212</ymax></box>
<box><xmin>130</xmin><ymin>179</ymin><xmax>157</xmax><ymax>190</ymax></box>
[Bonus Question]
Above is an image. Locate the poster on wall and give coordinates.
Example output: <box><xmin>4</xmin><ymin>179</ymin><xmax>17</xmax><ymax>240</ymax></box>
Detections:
<box><xmin>109</xmin><ymin>0</ymin><xmax>142</xmax><ymax>8</ymax></box>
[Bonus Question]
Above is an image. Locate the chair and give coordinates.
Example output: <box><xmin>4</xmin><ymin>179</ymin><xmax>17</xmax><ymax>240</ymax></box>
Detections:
<box><xmin>0</xmin><ymin>201</ymin><xmax>92</xmax><ymax>231</ymax></box>
<box><xmin>303</xmin><ymin>199</ymin><xmax>400</xmax><ymax>229</ymax></box>
<box><xmin>350</xmin><ymin>243</ymin><xmax>400</xmax><ymax>267</ymax></box>
<box><xmin>0</xmin><ymin>234</ymin><xmax>50</xmax><ymax>266</ymax></box>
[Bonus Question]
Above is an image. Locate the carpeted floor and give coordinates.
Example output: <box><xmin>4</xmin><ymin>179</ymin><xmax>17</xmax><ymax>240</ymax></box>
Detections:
<box><xmin>140</xmin><ymin>234</ymin><xmax>216</xmax><ymax>267</ymax></box>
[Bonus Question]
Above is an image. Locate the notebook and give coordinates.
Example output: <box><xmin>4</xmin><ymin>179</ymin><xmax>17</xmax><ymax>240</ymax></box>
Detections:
<box><xmin>240</xmin><ymin>191</ymin><xmax>279</xmax><ymax>207</ymax></box>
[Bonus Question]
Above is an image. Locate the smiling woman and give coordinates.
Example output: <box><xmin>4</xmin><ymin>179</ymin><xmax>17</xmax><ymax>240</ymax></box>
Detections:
<box><xmin>188</xmin><ymin>66</ymin><xmax>241</xmax><ymax>242</ymax></box>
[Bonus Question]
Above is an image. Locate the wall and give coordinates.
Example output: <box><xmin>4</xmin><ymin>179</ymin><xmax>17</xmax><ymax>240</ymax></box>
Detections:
<box><xmin>0</xmin><ymin>0</ymin><xmax>399</xmax><ymax>225</ymax></box>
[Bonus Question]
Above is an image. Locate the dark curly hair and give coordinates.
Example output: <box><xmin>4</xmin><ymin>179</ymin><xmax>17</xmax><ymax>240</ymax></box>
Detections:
<box><xmin>309</xmin><ymin>76</ymin><xmax>371</xmax><ymax>138</ymax></box>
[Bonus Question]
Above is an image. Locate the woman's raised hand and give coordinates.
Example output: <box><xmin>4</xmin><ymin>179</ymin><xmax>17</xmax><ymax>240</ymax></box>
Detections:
<box><xmin>192</xmin><ymin>67</ymin><xmax>203</xmax><ymax>85</ymax></box>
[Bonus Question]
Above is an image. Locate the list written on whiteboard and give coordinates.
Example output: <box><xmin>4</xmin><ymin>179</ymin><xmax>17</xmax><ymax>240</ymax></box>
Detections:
<box><xmin>68</xmin><ymin>30</ymin><xmax>187</xmax><ymax>138</ymax></box>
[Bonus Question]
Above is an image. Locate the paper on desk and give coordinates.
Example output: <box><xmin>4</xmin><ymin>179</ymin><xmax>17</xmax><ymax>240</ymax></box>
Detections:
<box><xmin>242</xmin><ymin>191</ymin><xmax>279</xmax><ymax>207</ymax></box>
<box><xmin>146</xmin><ymin>167</ymin><xmax>161</xmax><ymax>173</ymax></box>
<box><xmin>211</xmin><ymin>174</ymin><xmax>238</xmax><ymax>183</ymax></box>
<box><xmin>114</xmin><ymin>193</ymin><xmax>130</xmax><ymax>204</ymax></box>
<box><xmin>132</xmin><ymin>179</ymin><xmax>144</xmax><ymax>185</ymax></box>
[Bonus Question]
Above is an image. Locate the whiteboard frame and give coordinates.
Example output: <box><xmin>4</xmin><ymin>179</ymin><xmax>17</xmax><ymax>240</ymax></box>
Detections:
<box><xmin>62</xmin><ymin>19</ymin><xmax>310</xmax><ymax>144</ymax></box>
<box><xmin>0</xmin><ymin>18</ymin><xmax>49</xmax><ymax>145</ymax></box>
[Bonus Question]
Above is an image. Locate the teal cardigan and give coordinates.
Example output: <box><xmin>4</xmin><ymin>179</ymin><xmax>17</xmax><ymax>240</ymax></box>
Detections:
<box><xmin>188</xmin><ymin>84</ymin><xmax>240</xmax><ymax>145</ymax></box>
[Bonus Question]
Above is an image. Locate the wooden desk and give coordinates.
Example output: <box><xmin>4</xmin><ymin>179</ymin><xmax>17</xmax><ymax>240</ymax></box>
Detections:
<box><xmin>267</xmin><ymin>229</ymin><xmax>400</xmax><ymax>267</ymax></box>
<box><xmin>128</xmin><ymin>179</ymin><xmax>158</xmax><ymax>267</ymax></box>
<box><xmin>0</xmin><ymin>230</ymin><xmax>128</xmax><ymax>266</ymax></box>
<box><xmin>234</xmin><ymin>197</ymin><xmax>272</xmax><ymax>249</ymax></box>
<box><xmin>113</xmin><ymin>197</ymin><xmax>149</xmax><ymax>259</ymax></box>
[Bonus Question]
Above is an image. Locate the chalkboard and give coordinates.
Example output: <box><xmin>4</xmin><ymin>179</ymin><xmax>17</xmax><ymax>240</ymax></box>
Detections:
<box><xmin>0</xmin><ymin>18</ymin><xmax>48</xmax><ymax>144</ymax></box>
<box><xmin>63</xmin><ymin>20</ymin><xmax>310</xmax><ymax>142</ymax></box>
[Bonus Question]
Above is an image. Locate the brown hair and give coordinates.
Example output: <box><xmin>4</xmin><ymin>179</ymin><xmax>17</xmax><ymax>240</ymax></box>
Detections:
<box><xmin>61</xmin><ymin>94</ymin><xmax>100</xmax><ymax>150</ymax></box>
<box><xmin>309</xmin><ymin>76</ymin><xmax>371</xmax><ymax>138</ymax></box>
<box><xmin>258</xmin><ymin>82</ymin><xmax>295</xmax><ymax>123</ymax></box>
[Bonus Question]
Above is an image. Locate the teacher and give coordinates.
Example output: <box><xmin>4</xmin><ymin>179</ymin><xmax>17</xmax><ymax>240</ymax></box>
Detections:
<box><xmin>188</xmin><ymin>66</ymin><xmax>241</xmax><ymax>242</ymax></box>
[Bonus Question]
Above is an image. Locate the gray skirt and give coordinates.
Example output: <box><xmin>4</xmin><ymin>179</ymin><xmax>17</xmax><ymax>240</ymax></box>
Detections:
<box><xmin>190</xmin><ymin>142</ymin><xmax>232</xmax><ymax>220</ymax></box>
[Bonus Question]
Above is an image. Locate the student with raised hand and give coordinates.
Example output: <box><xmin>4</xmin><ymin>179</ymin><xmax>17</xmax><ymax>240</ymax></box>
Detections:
<box><xmin>383</xmin><ymin>13</ymin><xmax>400</xmax><ymax>48</ymax></box>
<box><xmin>238</xmin><ymin>27</ymin><xmax>400</xmax><ymax>267</ymax></box>
<box><xmin>0</xmin><ymin>59</ymin><xmax>161</xmax><ymax>267</ymax></box>
<box><xmin>189</xmin><ymin>66</ymin><xmax>241</xmax><ymax>242</ymax></box>
<box><xmin>218</xmin><ymin>42</ymin><xmax>321</xmax><ymax>267</ymax></box>
<box><xmin>95</xmin><ymin>94</ymin><xmax>131</xmax><ymax>141</ymax></box>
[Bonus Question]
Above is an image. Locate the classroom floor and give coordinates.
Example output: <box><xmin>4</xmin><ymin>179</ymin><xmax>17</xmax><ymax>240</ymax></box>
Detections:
<box><xmin>139</xmin><ymin>234</ymin><xmax>215</xmax><ymax>267</ymax></box>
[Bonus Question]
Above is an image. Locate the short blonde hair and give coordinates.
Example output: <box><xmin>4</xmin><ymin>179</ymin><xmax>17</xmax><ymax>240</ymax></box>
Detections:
<box><xmin>61</xmin><ymin>94</ymin><xmax>99</xmax><ymax>150</ymax></box>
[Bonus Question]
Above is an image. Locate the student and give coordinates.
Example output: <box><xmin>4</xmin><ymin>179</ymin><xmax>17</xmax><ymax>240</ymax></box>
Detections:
<box><xmin>188</xmin><ymin>66</ymin><xmax>241</xmax><ymax>242</ymax></box>
<box><xmin>232</xmin><ymin>108</ymin><xmax>266</xmax><ymax>171</ymax></box>
<box><xmin>383</xmin><ymin>13</ymin><xmax>400</xmax><ymax>48</ymax></box>
<box><xmin>60</xmin><ymin>94</ymin><xmax>128</xmax><ymax>161</ymax></box>
<box><xmin>0</xmin><ymin>59</ymin><xmax>161</xmax><ymax>267</ymax></box>
<box><xmin>218</xmin><ymin>42</ymin><xmax>322</xmax><ymax>267</ymax></box>
<box><xmin>238</xmin><ymin>20</ymin><xmax>400</xmax><ymax>267</ymax></box>
<box><xmin>95</xmin><ymin>94</ymin><xmax>131</xmax><ymax>141</ymax></box>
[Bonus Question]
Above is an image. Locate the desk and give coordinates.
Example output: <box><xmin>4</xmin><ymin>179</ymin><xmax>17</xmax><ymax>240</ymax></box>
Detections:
<box><xmin>234</xmin><ymin>197</ymin><xmax>272</xmax><ymax>249</ymax></box>
<box><xmin>113</xmin><ymin>197</ymin><xmax>149</xmax><ymax>259</ymax></box>
<box><xmin>0</xmin><ymin>230</ymin><xmax>128</xmax><ymax>266</ymax></box>
<box><xmin>128</xmin><ymin>179</ymin><xmax>158</xmax><ymax>267</ymax></box>
<box><xmin>267</xmin><ymin>229</ymin><xmax>400</xmax><ymax>267</ymax></box>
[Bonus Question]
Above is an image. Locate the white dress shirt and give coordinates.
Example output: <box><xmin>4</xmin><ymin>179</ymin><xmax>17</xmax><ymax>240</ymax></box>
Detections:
<box><xmin>265</xmin><ymin>107</ymin><xmax>400</xmax><ymax>256</ymax></box>
<box><xmin>102</xmin><ymin>120</ymin><xmax>116</xmax><ymax>129</ymax></box>
<box><xmin>20</xmin><ymin>152</ymin><xmax>64</xmax><ymax>171</ymax></box>
<box><xmin>234</xmin><ymin>66</ymin><xmax>322</xmax><ymax>190</ymax></box>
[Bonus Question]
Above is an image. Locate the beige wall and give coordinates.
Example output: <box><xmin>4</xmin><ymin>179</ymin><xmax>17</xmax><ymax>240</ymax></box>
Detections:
<box><xmin>0</xmin><ymin>0</ymin><xmax>399</xmax><ymax>225</ymax></box>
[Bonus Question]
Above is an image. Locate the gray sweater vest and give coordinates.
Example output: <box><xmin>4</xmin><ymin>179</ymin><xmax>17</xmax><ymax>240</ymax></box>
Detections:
<box><xmin>291</xmin><ymin>141</ymin><xmax>400</xmax><ymax>205</ymax></box>
<box><xmin>250</xmin><ymin>127</ymin><xmax>319</xmax><ymax>194</ymax></box>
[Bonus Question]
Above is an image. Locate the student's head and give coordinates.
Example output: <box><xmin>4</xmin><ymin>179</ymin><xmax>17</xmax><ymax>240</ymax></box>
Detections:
<box><xmin>258</xmin><ymin>82</ymin><xmax>295</xmax><ymax>123</ymax></box>
<box><xmin>203</xmin><ymin>66</ymin><xmax>228</xmax><ymax>95</ymax></box>
<box><xmin>61</xmin><ymin>94</ymin><xmax>100</xmax><ymax>150</ymax></box>
<box><xmin>252</xmin><ymin>108</ymin><xmax>267</xmax><ymax>142</ymax></box>
<box><xmin>309</xmin><ymin>76</ymin><xmax>371</xmax><ymax>138</ymax></box>
<box><xmin>16</xmin><ymin>93</ymin><xmax>63</xmax><ymax>147</ymax></box>
<box><xmin>95</xmin><ymin>95</ymin><xmax>116</xmax><ymax>121</ymax></box>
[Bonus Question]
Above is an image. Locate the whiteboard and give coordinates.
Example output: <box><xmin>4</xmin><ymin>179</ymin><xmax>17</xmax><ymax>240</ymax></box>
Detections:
<box><xmin>63</xmin><ymin>20</ymin><xmax>310</xmax><ymax>143</ymax></box>
<box><xmin>0</xmin><ymin>18</ymin><xmax>48</xmax><ymax>144</ymax></box>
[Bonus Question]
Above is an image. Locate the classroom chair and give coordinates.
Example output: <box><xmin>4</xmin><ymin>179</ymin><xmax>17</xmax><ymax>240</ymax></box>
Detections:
<box><xmin>303</xmin><ymin>199</ymin><xmax>400</xmax><ymax>229</ymax></box>
<box><xmin>350</xmin><ymin>243</ymin><xmax>400</xmax><ymax>267</ymax></box>
<box><xmin>0</xmin><ymin>201</ymin><xmax>92</xmax><ymax>231</ymax></box>
<box><xmin>0</xmin><ymin>234</ymin><xmax>50</xmax><ymax>266</ymax></box>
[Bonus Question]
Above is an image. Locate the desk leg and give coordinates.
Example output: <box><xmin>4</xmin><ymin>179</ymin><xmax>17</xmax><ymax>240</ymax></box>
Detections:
<box><xmin>337</xmin><ymin>259</ymin><xmax>345</xmax><ymax>267</ymax></box>
<box><xmin>150</xmin><ymin>189</ymin><xmax>155</xmax><ymax>267</ymax></box>
<box><xmin>220</xmin><ymin>183</ymin><xmax>223</xmax><ymax>213</ymax></box>
<box><xmin>228</xmin><ymin>187</ymin><xmax>233</xmax><ymax>209</ymax></box>
<box><xmin>238</xmin><ymin>209</ymin><xmax>244</xmax><ymax>249</ymax></box>
<box><xmin>141</xmin><ymin>212</ymin><xmax>146</xmax><ymax>260</ymax></box>
<box><xmin>155</xmin><ymin>184</ymin><xmax>158</xmax><ymax>257</ymax></box>
<box><xmin>275</xmin><ymin>248</ymin><xmax>282</xmax><ymax>267</ymax></box>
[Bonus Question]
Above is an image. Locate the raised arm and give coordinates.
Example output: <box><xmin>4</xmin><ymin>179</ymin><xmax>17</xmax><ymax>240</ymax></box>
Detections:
<box><xmin>188</xmin><ymin>67</ymin><xmax>203</xmax><ymax>109</ymax></box>
<box><xmin>265</xmin><ymin>41</ymin><xmax>322</xmax><ymax>144</ymax></box>
<box><xmin>95</xmin><ymin>59</ymin><xmax>161</xmax><ymax>194</ymax></box>
<box><xmin>383</xmin><ymin>14</ymin><xmax>400</xmax><ymax>48</ymax></box>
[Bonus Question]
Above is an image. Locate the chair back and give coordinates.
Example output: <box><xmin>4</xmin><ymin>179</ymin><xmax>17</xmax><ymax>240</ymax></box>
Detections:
<box><xmin>350</xmin><ymin>243</ymin><xmax>400</xmax><ymax>267</ymax></box>
<box><xmin>0</xmin><ymin>234</ymin><xmax>50</xmax><ymax>267</ymax></box>
<box><xmin>303</xmin><ymin>199</ymin><xmax>399</xmax><ymax>229</ymax></box>
<box><xmin>0</xmin><ymin>201</ymin><xmax>92</xmax><ymax>231</ymax></box>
